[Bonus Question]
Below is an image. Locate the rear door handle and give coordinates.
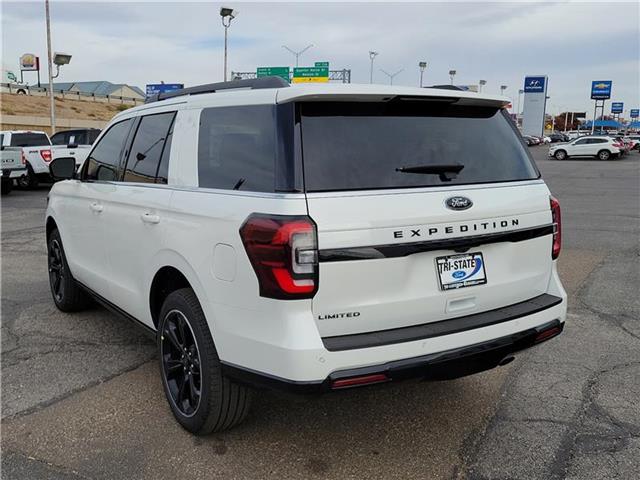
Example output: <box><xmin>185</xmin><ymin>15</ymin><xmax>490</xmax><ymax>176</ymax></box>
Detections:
<box><xmin>89</xmin><ymin>202</ymin><xmax>103</xmax><ymax>213</ymax></box>
<box><xmin>141</xmin><ymin>212</ymin><xmax>160</xmax><ymax>224</ymax></box>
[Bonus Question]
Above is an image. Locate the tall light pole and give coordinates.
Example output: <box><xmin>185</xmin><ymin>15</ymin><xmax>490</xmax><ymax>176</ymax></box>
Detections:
<box><xmin>380</xmin><ymin>68</ymin><xmax>403</xmax><ymax>85</ymax></box>
<box><xmin>45</xmin><ymin>0</ymin><xmax>55</xmax><ymax>134</ymax></box>
<box><xmin>517</xmin><ymin>89</ymin><xmax>524</xmax><ymax>126</ymax></box>
<box><xmin>282</xmin><ymin>44</ymin><xmax>313</xmax><ymax>68</ymax></box>
<box><xmin>368</xmin><ymin>51</ymin><xmax>379</xmax><ymax>84</ymax></box>
<box><xmin>418</xmin><ymin>61</ymin><xmax>427</xmax><ymax>88</ymax></box>
<box><xmin>449</xmin><ymin>70</ymin><xmax>456</xmax><ymax>85</ymax></box>
<box><xmin>220</xmin><ymin>7</ymin><xmax>238</xmax><ymax>81</ymax></box>
<box><xmin>500</xmin><ymin>85</ymin><xmax>508</xmax><ymax>95</ymax></box>
<box><xmin>479</xmin><ymin>79</ymin><xmax>487</xmax><ymax>93</ymax></box>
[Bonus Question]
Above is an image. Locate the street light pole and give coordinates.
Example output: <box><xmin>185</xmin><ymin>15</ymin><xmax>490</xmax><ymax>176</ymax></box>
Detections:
<box><xmin>500</xmin><ymin>85</ymin><xmax>508</xmax><ymax>95</ymax></box>
<box><xmin>368</xmin><ymin>51</ymin><xmax>379</xmax><ymax>84</ymax></box>
<box><xmin>283</xmin><ymin>44</ymin><xmax>313</xmax><ymax>68</ymax></box>
<box><xmin>479</xmin><ymin>79</ymin><xmax>486</xmax><ymax>93</ymax></box>
<box><xmin>220</xmin><ymin>7</ymin><xmax>238</xmax><ymax>82</ymax></box>
<box><xmin>449</xmin><ymin>70</ymin><xmax>456</xmax><ymax>85</ymax></box>
<box><xmin>418</xmin><ymin>61</ymin><xmax>427</xmax><ymax>88</ymax></box>
<box><xmin>380</xmin><ymin>68</ymin><xmax>403</xmax><ymax>85</ymax></box>
<box><xmin>45</xmin><ymin>0</ymin><xmax>55</xmax><ymax>134</ymax></box>
<box><xmin>517</xmin><ymin>89</ymin><xmax>524</xmax><ymax>127</ymax></box>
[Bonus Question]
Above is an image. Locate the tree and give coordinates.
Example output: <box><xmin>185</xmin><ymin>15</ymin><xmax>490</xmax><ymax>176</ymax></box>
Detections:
<box><xmin>553</xmin><ymin>112</ymin><xmax>581</xmax><ymax>131</ymax></box>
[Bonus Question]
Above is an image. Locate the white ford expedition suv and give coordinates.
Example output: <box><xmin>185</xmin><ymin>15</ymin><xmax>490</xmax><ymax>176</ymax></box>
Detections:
<box><xmin>45</xmin><ymin>78</ymin><xmax>566</xmax><ymax>434</ymax></box>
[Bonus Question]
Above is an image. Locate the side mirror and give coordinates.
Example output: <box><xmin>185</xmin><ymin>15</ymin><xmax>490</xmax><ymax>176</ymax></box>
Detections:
<box><xmin>49</xmin><ymin>157</ymin><xmax>76</xmax><ymax>180</ymax></box>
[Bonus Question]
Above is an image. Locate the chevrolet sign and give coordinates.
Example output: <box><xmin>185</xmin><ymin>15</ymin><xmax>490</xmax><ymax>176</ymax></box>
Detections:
<box><xmin>591</xmin><ymin>81</ymin><xmax>612</xmax><ymax>100</ymax></box>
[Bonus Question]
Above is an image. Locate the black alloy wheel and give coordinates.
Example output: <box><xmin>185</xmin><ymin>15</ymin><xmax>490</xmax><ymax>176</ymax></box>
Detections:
<box><xmin>160</xmin><ymin>310</ymin><xmax>202</xmax><ymax>417</ymax></box>
<box><xmin>48</xmin><ymin>239</ymin><xmax>65</xmax><ymax>303</ymax></box>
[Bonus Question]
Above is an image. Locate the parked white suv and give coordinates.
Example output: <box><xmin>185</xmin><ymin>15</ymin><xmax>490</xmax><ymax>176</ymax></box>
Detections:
<box><xmin>549</xmin><ymin>135</ymin><xmax>621</xmax><ymax>160</ymax></box>
<box><xmin>45</xmin><ymin>78</ymin><xmax>567</xmax><ymax>434</ymax></box>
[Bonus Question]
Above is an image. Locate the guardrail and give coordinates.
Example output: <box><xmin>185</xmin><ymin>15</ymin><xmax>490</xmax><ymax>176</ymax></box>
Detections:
<box><xmin>0</xmin><ymin>83</ymin><xmax>145</xmax><ymax>106</ymax></box>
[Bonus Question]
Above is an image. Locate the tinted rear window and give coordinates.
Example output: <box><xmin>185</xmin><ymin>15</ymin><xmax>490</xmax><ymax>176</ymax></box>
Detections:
<box><xmin>299</xmin><ymin>101</ymin><xmax>539</xmax><ymax>192</ymax></box>
<box><xmin>198</xmin><ymin>105</ymin><xmax>276</xmax><ymax>192</ymax></box>
<box><xmin>10</xmin><ymin>133</ymin><xmax>51</xmax><ymax>147</ymax></box>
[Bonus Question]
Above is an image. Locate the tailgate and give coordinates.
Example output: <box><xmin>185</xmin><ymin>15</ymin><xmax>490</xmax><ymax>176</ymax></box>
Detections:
<box><xmin>309</xmin><ymin>183</ymin><xmax>553</xmax><ymax>337</ymax></box>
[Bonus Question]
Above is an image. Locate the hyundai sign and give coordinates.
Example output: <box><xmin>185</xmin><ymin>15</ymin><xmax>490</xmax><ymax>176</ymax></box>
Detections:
<box><xmin>522</xmin><ymin>75</ymin><xmax>549</xmax><ymax>137</ymax></box>
<box><xmin>524</xmin><ymin>76</ymin><xmax>546</xmax><ymax>93</ymax></box>
<box><xmin>146</xmin><ymin>83</ymin><xmax>184</xmax><ymax>98</ymax></box>
<box><xmin>631</xmin><ymin>109</ymin><xmax>639</xmax><ymax>118</ymax></box>
<box><xmin>591</xmin><ymin>81</ymin><xmax>612</xmax><ymax>100</ymax></box>
<box><xmin>611</xmin><ymin>102</ymin><xmax>623</xmax><ymax>114</ymax></box>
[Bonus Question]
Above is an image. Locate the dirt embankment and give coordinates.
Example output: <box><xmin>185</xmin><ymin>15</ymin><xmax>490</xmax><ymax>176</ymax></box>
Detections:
<box><xmin>1</xmin><ymin>93</ymin><xmax>131</xmax><ymax>121</ymax></box>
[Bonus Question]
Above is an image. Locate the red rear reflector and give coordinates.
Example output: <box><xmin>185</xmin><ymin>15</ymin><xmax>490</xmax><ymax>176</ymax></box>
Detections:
<box><xmin>331</xmin><ymin>374</ymin><xmax>389</xmax><ymax>390</ymax></box>
<box><xmin>40</xmin><ymin>149</ymin><xmax>52</xmax><ymax>163</ymax></box>
<box><xmin>534</xmin><ymin>326</ymin><xmax>562</xmax><ymax>344</ymax></box>
<box><xmin>550</xmin><ymin>196</ymin><xmax>561</xmax><ymax>259</ymax></box>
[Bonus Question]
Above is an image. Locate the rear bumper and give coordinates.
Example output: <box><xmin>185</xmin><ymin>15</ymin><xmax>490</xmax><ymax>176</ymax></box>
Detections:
<box><xmin>221</xmin><ymin>318</ymin><xmax>564</xmax><ymax>393</ymax></box>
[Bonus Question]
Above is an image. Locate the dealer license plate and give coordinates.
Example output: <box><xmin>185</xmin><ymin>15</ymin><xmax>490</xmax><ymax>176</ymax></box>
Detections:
<box><xmin>436</xmin><ymin>252</ymin><xmax>487</xmax><ymax>291</ymax></box>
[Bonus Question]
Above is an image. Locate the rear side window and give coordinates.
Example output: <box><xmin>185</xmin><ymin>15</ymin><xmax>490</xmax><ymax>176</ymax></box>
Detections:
<box><xmin>10</xmin><ymin>133</ymin><xmax>51</xmax><ymax>147</ymax></box>
<box><xmin>198</xmin><ymin>106</ymin><xmax>276</xmax><ymax>192</ymax></box>
<box><xmin>299</xmin><ymin>101</ymin><xmax>539</xmax><ymax>192</ymax></box>
<box><xmin>50</xmin><ymin>132</ymin><xmax>68</xmax><ymax>145</ymax></box>
<box><xmin>83</xmin><ymin>119</ymin><xmax>133</xmax><ymax>181</ymax></box>
<box><xmin>123</xmin><ymin>112</ymin><xmax>175</xmax><ymax>184</ymax></box>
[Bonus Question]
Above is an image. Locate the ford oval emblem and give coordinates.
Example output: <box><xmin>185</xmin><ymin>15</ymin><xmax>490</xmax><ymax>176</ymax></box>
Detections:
<box><xmin>445</xmin><ymin>196</ymin><xmax>473</xmax><ymax>211</ymax></box>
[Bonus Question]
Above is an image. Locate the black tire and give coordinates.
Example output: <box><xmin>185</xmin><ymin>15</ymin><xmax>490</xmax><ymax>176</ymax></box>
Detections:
<box><xmin>554</xmin><ymin>150</ymin><xmax>567</xmax><ymax>160</ymax></box>
<box><xmin>1</xmin><ymin>179</ymin><xmax>12</xmax><ymax>195</ymax></box>
<box><xmin>158</xmin><ymin>288</ymin><xmax>252</xmax><ymax>434</ymax></box>
<box><xmin>16</xmin><ymin>89</ymin><xmax>27</xmax><ymax>95</ymax></box>
<box><xmin>597</xmin><ymin>150</ymin><xmax>611</xmax><ymax>161</ymax></box>
<box><xmin>17</xmin><ymin>163</ymin><xmax>38</xmax><ymax>189</ymax></box>
<box><xmin>47</xmin><ymin>228</ymin><xmax>92</xmax><ymax>312</ymax></box>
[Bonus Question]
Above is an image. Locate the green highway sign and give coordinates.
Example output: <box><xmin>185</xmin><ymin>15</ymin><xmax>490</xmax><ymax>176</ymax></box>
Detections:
<box><xmin>256</xmin><ymin>66</ymin><xmax>290</xmax><ymax>81</ymax></box>
<box><xmin>314</xmin><ymin>61</ymin><xmax>329</xmax><ymax>68</ymax></box>
<box><xmin>292</xmin><ymin>66</ymin><xmax>329</xmax><ymax>83</ymax></box>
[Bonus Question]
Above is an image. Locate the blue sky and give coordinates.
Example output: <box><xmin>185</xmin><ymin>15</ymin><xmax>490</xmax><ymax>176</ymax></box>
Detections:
<box><xmin>2</xmin><ymin>1</ymin><xmax>639</xmax><ymax>118</ymax></box>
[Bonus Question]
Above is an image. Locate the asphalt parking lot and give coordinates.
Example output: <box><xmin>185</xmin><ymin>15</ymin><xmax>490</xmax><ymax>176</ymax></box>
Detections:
<box><xmin>2</xmin><ymin>147</ymin><xmax>639</xmax><ymax>480</ymax></box>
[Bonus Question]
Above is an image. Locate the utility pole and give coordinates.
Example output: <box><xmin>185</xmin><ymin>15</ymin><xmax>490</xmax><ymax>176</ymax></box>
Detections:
<box><xmin>479</xmin><ymin>79</ymin><xmax>487</xmax><ymax>93</ymax></box>
<box><xmin>283</xmin><ymin>44</ymin><xmax>313</xmax><ymax>68</ymax></box>
<box><xmin>369</xmin><ymin>51</ymin><xmax>379</xmax><ymax>84</ymax></box>
<box><xmin>449</xmin><ymin>70</ymin><xmax>456</xmax><ymax>85</ymax></box>
<box><xmin>45</xmin><ymin>0</ymin><xmax>55</xmax><ymax>134</ymax></box>
<box><xmin>564</xmin><ymin>111</ymin><xmax>569</xmax><ymax>132</ymax></box>
<box><xmin>380</xmin><ymin>68</ymin><xmax>403</xmax><ymax>85</ymax></box>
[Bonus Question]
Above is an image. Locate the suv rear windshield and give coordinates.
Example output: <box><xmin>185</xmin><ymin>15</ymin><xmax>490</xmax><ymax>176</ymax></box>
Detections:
<box><xmin>299</xmin><ymin>101</ymin><xmax>539</xmax><ymax>192</ymax></box>
<box><xmin>10</xmin><ymin>133</ymin><xmax>51</xmax><ymax>147</ymax></box>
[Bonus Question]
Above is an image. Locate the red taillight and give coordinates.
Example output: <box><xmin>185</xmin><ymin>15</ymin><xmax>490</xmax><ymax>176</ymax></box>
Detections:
<box><xmin>550</xmin><ymin>196</ymin><xmax>561</xmax><ymax>259</ymax></box>
<box><xmin>40</xmin><ymin>149</ymin><xmax>52</xmax><ymax>163</ymax></box>
<box><xmin>240</xmin><ymin>214</ymin><xmax>319</xmax><ymax>299</ymax></box>
<box><xmin>331</xmin><ymin>373</ymin><xmax>389</xmax><ymax>390</ymax></box>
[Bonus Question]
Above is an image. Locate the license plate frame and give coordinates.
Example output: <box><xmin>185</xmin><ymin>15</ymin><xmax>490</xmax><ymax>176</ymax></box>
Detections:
<box><xmin>435</xmin><ymin>252</ymin><xmax>487</xmax><ymax>291</ymax></box>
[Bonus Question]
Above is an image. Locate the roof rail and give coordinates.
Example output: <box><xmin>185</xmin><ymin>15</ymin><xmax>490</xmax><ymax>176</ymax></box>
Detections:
<box><xmin>145</xmin><ymin>76</ymin><xmax>290</xmax><ymax>103</ymax></box>
<box><xmin>426</xmin><ymin>85</ymin><xmax>466</xmax><ymax>91</ymax></box>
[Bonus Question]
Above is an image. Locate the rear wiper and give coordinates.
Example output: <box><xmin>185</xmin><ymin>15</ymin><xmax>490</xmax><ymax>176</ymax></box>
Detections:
<box><xmin>395</xmin><ymin>163</ymin><xmax>464</xmax><ymax>182</ymax></box>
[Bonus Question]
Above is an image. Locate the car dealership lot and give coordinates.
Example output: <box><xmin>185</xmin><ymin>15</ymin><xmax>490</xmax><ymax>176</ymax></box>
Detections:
<box><xmin>2</xmin><ymin>148</ymin><xmax>639</xmax><ymax>479</ymax></box>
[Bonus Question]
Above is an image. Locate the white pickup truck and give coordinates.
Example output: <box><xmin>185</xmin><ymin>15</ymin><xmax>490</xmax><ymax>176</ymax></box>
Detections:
<box><xmin>0</xmin><ymin>145</ymin><xmax>27</xmax><ymax>195</ymax></box>
<box><xmin>0</xmin><ymin>129</ymin><xmax>97</xmax><ymax>188</ymax></box>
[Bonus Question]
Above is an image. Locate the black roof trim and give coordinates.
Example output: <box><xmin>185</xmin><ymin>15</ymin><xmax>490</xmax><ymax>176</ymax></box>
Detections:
<box><xmin>145</xmin><ymin>76</ymin><xmax>290</xmax><ymax>104</ymax></box>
